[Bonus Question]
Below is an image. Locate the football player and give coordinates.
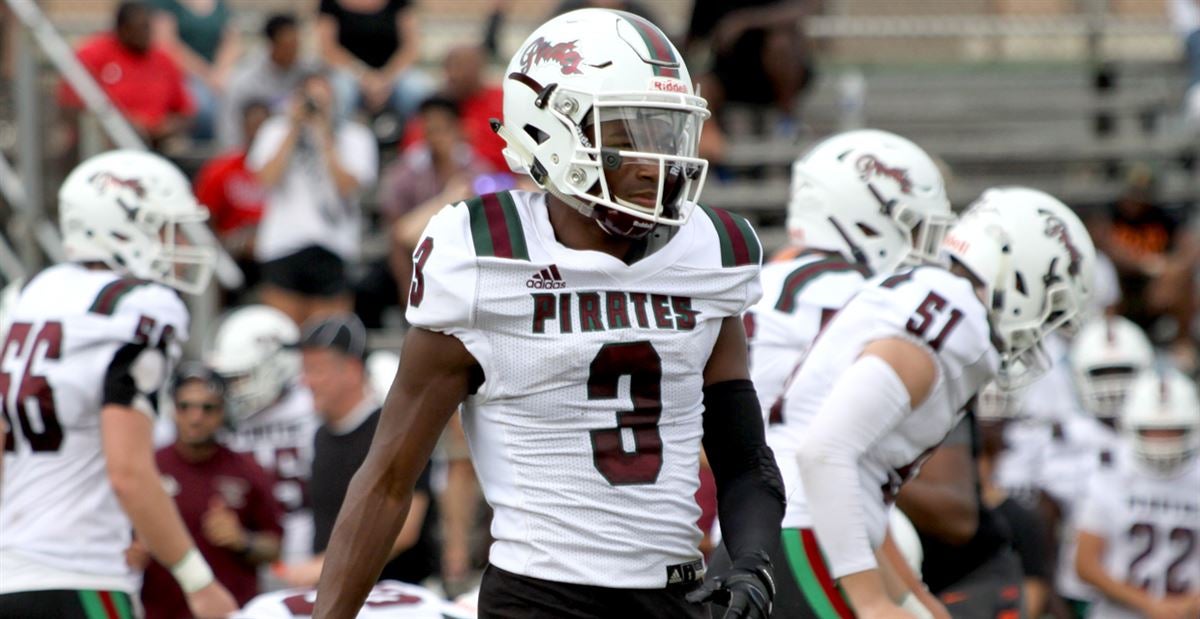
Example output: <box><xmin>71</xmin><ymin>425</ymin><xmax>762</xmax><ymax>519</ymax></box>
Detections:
<box><xmin>312</xmin><ymin>8</ymin><xmax>783</xmax><ymax>619</ymax></box>
<box><xmin>208</xmin><ymin>304</ymin><xmax>319</xmax><ymax>565</ymax></box>
<box><xmin>736</xmin><ymin>129</ymin><xmax>953</xmax><ymax>616</ymax></box>
<box><xmin>1075</xmin><ymin>367</ymin><xmax>1200</xmax><ymax>619</ymax></box>
<box><xmin>782</xmin><ymin>188</ymin><xmax>1095</xmax><ymax>617</ymax></box>
<box><xmin>0</xmin><ymin>150</ymin><xmax>238</xmax><ymax>617</ymax></box>
<box><xmin>1038</xmin><ymin>315</ymin><xmax>1157</xmax><ymax>613</ymax></box>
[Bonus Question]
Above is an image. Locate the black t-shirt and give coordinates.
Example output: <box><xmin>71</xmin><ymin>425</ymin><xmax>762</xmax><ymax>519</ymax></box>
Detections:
<box><xmin>993</xmin><ymin>497</ymin><xmax>1053</xmax><ymax>582</ymax></box>
<box><xmin>311</xmin><ymin>408</ymin><xmax>439</xmax><ymax>584</ymax></box>
<box><xmin>917</xmin><ymin>414</ymin><xmax>1014</xmax><ymax>594</ymax></box>
<box><xmin>319</xmin><ymin>0</ymin><xmax>408</xmax><ymax>69</ymax></box>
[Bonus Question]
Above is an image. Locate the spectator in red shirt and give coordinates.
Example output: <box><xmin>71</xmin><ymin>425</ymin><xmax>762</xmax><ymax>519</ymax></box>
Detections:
<box><xmin>128</xmin><ymin>364</ymin><xmax>283</xmax><ymax>619</ymax></box>
<box><xmin>58</xmin><ymin>2</ymin><xmax>194</xmax><ymax>148</ymax></box>
<box><xmin>400</xmin><ymin>45</ymin><xmax>506</xmax><ymax>171</ymax></box>
<box><xmin>194</xmin><ymin>99</ymin><xmax>271</xmax><ymax>292</ymax></box>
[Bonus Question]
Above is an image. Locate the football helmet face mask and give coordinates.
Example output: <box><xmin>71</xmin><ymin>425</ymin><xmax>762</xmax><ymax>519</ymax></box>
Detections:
<box><xmin>1070</xmin><ymin>315</ymin><xmax>1155</xmax><ymax>423</ymax></box>
<box><xmin>496</xmin><ymin>8</ymin><xmax>709</xmax><ymax>239</ymax></box>
<box><xmin>207</xmin><ymin>305</ymin><xmax>301</xmax><ymax>423</ymax></box>
<box><xmin>941</xmin><ymin>188</ymin><xmax>1096</xmax><ymax>388</ymax></box>
<box><xmin>58</xmin><ymin>149</ymin><xmax>215</xmax><ymax>294</ymax></box>
<box><xmin>786</xmin><ymin>129</ymin><xmax>953</xmax><ymax>275</ymax></box>
<box><xmin>1121</xmin><ymin>368</ymin><xmax>1200</xmax><ymax>475</ymax></box>
<box><xmin>976</xmin><ymin>381</ymin><xmax>1023</xmax><ymax>421</ymax></box>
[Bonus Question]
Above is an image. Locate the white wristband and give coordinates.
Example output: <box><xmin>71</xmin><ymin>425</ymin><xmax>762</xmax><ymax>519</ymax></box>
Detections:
<box><xmin>170</xmin><ymin>548</ymin><xmax>215</xmax><ymax>593</ymax></box>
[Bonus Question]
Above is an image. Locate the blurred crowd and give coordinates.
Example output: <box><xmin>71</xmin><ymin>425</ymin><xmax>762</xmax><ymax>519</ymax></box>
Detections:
<box><xmin>7</xmin><ymin>0</ymin><xmax>1198</xmax><ymax>617</ymax></box>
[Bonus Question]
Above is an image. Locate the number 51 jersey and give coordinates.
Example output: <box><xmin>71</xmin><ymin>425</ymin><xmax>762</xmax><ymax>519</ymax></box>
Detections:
<box><xmin>1</xmin><ymin>263</ymin><xmax>187</xmax><ymax>592</ymax></box>
<box><xmin>408</xmin><ymin>191</ymin><xmax>762</xmax><ymax>589</ymax></box>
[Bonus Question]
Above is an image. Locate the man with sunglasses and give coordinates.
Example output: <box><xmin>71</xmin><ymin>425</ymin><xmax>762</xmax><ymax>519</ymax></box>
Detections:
<box><xmin>131</xmin><ymin>364</ymin><xmax>284</xmax><ymax>618</ymax></box>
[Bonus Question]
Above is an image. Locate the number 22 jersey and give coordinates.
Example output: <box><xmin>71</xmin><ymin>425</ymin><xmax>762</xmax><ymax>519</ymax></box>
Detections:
<box><xmin>407</xmin><ymin>191</ymin><xmax>762</xmax><ymax>588</ymax></box>
<box><xmin>0</xmin><ymin>264</ymin><xmax>188</xmax><ymax>593</ymax></box>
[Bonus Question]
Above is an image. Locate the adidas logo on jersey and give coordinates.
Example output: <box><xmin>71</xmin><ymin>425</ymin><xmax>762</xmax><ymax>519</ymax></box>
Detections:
<box><xmin>527</xmin><ymin>265</ymin><xmax>567</xmax><ymax>289</ymax></box>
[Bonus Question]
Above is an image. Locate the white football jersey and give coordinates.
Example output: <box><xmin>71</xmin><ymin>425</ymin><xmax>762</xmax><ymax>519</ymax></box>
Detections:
<box><xmin>220</xmin><ymin>384</ymin><xmax>318</xmax><ymax>563</ymax></box>
<box><xmin>778</xmin><ymin>266</ymin><xmax>999</xmax><ymax>542</ymax></box>
<box><xmin>748</xmin><ymin>251</ymin><xmax>869</xmax><ymax>423</ymax></box>
<box><xmin>1043</xmin><ymin>412</ymin><xmax>1120</xmax><ymax>602</ymax></box>
<box><xmin>749</xmin><ymin>252</ymin><xmax>868</xmax><ymax>515</ymax></box>
<box><xmin>236</xmin><ymin>580</ymin><xmax>469</xmax><ymax>619</ymax></box>
<box><xmin>1077</xmin><ymin>454</ymin><xmax>1200</xmax><ymax>619</ymax></box>
<box><xmin>406</xmin><ymin>190</ymin><xmax>761</xmax><ymax>588</ymax></box>
<box><xmin>0</xmin><ymin>264</ymin><xmax>187</xmax><ymax>593</ymax></box>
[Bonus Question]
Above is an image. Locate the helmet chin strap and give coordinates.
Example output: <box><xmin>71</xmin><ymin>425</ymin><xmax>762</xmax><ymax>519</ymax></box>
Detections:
<box><xmin>825</xmin><ymin>216</ymin><xmax>872</xmax><ymax>272</ymax></box>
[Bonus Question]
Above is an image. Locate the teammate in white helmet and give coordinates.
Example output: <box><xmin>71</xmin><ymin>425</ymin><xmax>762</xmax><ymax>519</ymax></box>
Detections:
<box><xmin>1075</xmin><ymin>367</ymin><xmax>1200</xmax><ymax>619</ymax></box>
<box><xmin>782</xmin><ymin>187</ymin><xmax>1095</xmax><ymax>617</ymax></box>
<box><xmin>734</xmin><ymin>128</ymin><xmax>953</xmax><ymax>617</ymax></box>
<box><xmin>313</xmin><ymin>9</ymin><xmax>783</xmax><ymax>618</ymax></box>
<box><xmin>0</xmin><ymin>150</ymin><xmax>237</xmax><ymax>618</ymax></box>
<box><xmin>208</xmin><ymin>304</ymin><xmax>319</xmax><ymax>565</ymax></box>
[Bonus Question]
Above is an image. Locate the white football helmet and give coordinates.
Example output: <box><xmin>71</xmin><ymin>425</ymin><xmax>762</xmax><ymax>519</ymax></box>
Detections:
<box><xmin>1070</xmin><ymin>315</ymin><xmax>1155</xmax><ymax>422</ymax></box>
<box><xmin>1120</xmin><ymin>367</ymin><xmax>1200</xmax><ymax>475</ymax></box>
<box><xmin>786</xmin><ymin>129</ymin><xmax>953</xmax><ymax>275</ymax></box>
<box><xmin>496</xmin><ymin>8</ymin><xmax>708</xmax><ymax>239</ymax></box>
<box><xmin>941</xmin><ymin>188</ymin><xmax>1096</xmax><ymax>387</ymax></box>
<box><xmin>58</xmin><ymin>149</ymin><xmax>214</xmax><ymax>294</ymax></box>
<box><xmin>207</xmin><ymin>305</ymin><xmax>300</xmax><ymax>423</ymax></box>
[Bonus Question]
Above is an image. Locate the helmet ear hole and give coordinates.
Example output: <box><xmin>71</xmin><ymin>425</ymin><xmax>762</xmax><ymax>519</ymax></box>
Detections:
<box><xmin>524</xmin><ymin>124</ymin><xmax>550</xmax><ymax>145</ymax></box>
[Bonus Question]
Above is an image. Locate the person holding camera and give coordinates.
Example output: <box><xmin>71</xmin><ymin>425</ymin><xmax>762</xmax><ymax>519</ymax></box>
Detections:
<box><xmin>248</xmin><ymin>69</ymin><xmax>377</xmax><ymax>327</ymax></box>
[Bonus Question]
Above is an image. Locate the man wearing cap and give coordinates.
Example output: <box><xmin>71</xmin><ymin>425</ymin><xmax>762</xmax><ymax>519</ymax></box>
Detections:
<box><xmin>275</xmin><ymin>314</ymin><xmax>438</xmax><ymax>588</ymax></box>
<box><xmin>130</xmin><ymin>364</ymin><xmax>284</xmax><ymax>618</ymax></box>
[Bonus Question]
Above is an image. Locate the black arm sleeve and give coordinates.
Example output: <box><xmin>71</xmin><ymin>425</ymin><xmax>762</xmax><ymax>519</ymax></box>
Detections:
<box><xmin>102</xmin><ymin>343</ymin><xmax>148</xmax><ymax>408</ymax></box>
<box><xmin>702</xmin><ymin>379</ymin><xmax>785</xmax><ymax>562</ymax></box>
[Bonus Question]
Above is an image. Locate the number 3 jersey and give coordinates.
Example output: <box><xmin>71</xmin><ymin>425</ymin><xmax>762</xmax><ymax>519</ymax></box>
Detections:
<box><xmin>777</xmin><ymin>266</ymin><xmax>998</xmax><ymax>563</ymax></box>
<box><xmin>1076</xmin><ymin>454</ymin><xmax>1200</xmax><ymax>619</ymax></box>
<box><xmin>407</xmin><ymin>191</ymin><xmax>762</xmax><ymax>588</ymax></box>
<box><xmin>0</xmin><ymin>264</ymin><xmax>188</xmax><ymax>593</ymax></box>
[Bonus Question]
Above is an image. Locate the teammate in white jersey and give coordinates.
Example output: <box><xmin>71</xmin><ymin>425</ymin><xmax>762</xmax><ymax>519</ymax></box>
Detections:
<box><xmin>748</xmin><ymin>128</ymin><xmax>952</xmax><ymax>428</ymax></box>
<box><xmin>781</xmin><ymin>188</ymin><xmax>1096</xmax><ymax>618</ymax></box>
<box><xmin>0</xmin><ymin>150</ymin><xmax>238</xmax><ymax>618</ymax></box>
<box><xmin>737</xmin><ymin>129</ymin><xmax>952</xmax><ymax>616</ymax></box>
<box><xmin>209</xmin><ymin>304</ymin><xmax>320</xmax><ymax>564</ymax></box>
<box><xmin>238</xmin><ymin>580</ymin><xmax>471</xmax><ymax>619</ymax></box>
<box><xmin>1076</xmin><ymin>368</ymin><xmax>1200</xmax><ymax>619</ymax></box>
<box><xmin>313</xmin><ymin>9</ymin><xmax>784</xmax><ymax>619</ymax></box>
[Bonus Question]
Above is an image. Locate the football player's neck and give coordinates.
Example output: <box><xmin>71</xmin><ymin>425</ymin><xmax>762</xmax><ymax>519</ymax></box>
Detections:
<box><xmin>174</xmin><ymin>438</ymin><xmax>219</xmax><ymax>463</ymax></box>
<box><xmin>546</xmin><ymin>195</ymin><xmax>636</xmax><ymax>262</ymax></box>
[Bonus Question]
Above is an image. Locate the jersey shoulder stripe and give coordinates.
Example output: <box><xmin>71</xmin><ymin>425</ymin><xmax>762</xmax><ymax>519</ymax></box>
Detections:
<box><xmin>698</xmin><ymin>205</ymin><xmax>761</xmax><ymax>267</ymax></box>
<box><xmin>88</xmin><ymin>278</ymin><xmax>152</xmax><ymax>315</ymax></box>
<box><xmin>466</xmin><ymin>191</ymin><xmax>530</xmax><ymax>261</ymax></box>
<box><xmin>774</xmin><ymin>255</ymin><xmax>869</xmax><ymax>313</ymax></box>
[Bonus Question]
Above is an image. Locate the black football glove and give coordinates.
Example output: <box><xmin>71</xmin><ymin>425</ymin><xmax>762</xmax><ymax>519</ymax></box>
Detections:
<box><xmin>686</xmin><ymin>550</ymin><xmax>775</xmax><ymax>619</ymax></box>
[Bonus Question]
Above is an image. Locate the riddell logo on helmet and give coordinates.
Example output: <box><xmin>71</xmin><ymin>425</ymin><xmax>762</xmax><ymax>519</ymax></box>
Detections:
<box><xmin>527</xmin><ymin>265</ymin><xmax>567</xmax><ymax>289</ymax></box>
<box><xmin>856</xmin><ymin>155</ymin><xmax>913</xmax><ymax>195</ymax></box>
<box><xmin>943</xmin><ymin>234</ymin><xmax>970</xmax><ymax>255</ymax></box>
<box><xmin>89</xmin><ymin>171</ymin><xmax>146</xmax><ymax>198</ymax></box>
<box><xmin>520</xmin><ymin>37</ymin><xmax>584</xmax><ymax>75</ymax></box>
<box><xmin>650</xmin><ymin>78</ymin><xmax>687</xmax><ymax>93</ymax></box>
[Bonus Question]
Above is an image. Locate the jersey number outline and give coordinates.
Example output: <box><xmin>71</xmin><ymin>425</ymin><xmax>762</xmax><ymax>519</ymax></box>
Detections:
<box><xmin>409</xmin><ymin>237</ymin><xmax>434</xmax><ymax>308</ymax></box>
<box><xmin>1127</xmin><ymin>522</ymin><xmax>1198</xmax><ymax>594</ymax></box>
<box><xmin>588</xmin><ymin>341</ymin><xmax>664</xmax><ymax>485</ymax></box>
<box><xmin>1</xmin><ymin>322</ymin><xmax>64</xmax><ymax>453</ymax></box>
<box><xmin>907</xmin><ymin>291</ymin><xmax>964</xmax><ymax>351</ymax></box>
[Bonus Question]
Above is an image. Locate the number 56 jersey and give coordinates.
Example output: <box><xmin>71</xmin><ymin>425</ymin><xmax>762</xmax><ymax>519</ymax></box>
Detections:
<box><xmin>407</xmin><ymin>191</ymin><xmax>762</xmax><ymax>589</ymax></box>
<box><xmin>1</xmin><ymin>264</ymin><xmax>187</xmax><ymax>593</ymax></box>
